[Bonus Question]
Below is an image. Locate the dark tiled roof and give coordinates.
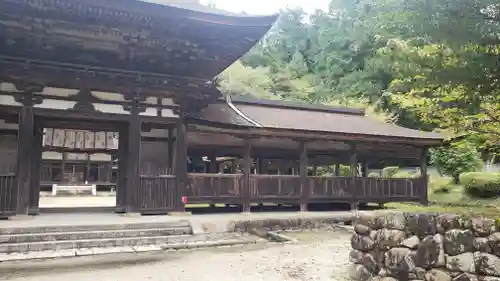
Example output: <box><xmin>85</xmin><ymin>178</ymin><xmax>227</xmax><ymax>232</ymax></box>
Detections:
<box><xmin>229</xmin><ymin>98</ymin><xmax>443</xmax><ymax>140</ymax></box>
<box><xmin>190</xmin><ymin>102</ymin><xmax>254</xmax><ymax>127</ymax></box>
<box><xmin>194</xmin><ymin>96</ymin><xmax>444</xmax><ymax>142</ymax></box>
<box><xmin>141</xmin><ymin>0</ymin><xmax>278</xmax><ymax>22</ymax></box>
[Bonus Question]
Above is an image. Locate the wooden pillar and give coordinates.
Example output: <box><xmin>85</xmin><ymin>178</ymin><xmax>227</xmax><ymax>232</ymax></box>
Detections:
<box><xmin>261</xmin><ymin>159</ymin><xmax>269</xmax><ymax>174</ymax></box>
<box><xmin>361</xmin><ymin>160</ymin><xmax>368</xmax><ymax>177</ymax></box>
<box><xmin>312</xmin><ymin>163</ymin><xmax>318</xmax><ymax>176</ymax></box>
<box><xmin>60</xmin><ymin>151</ymin><xmax>67</xmax><ymax>183</ymax></box>
<box><xmin>84</xmin><ymin>153</ymin><xmax>91</xmax><ymax>183</ymax></box>
<box><xmin>420</xmin><ymin>148</ymin><xmax>429</xmax><ymax>205</ymax></box>
<box><xmin>104</xmin><ymin>161</ymin><xmax>112</xmax><ymax>183</ymax></box>
<box><xmin>299</xmin><ymin>141</ymin><xmax>308</xmax><ymax>212</ymax></box>
<box><xmin>242</xmin><ymin>140</ymin><xmax>252</xmax><ymax>213</ymax></box>
<box><xmin>209</xmin><ymin>154</ymin><xmax>217</xmax><ymax>173</ymax></box>
<box><xmin>15</xmin><ymin>98</ymin><xmax>35</xmax><ymax>215</ymax></box>
<box><xmin>167</xmin><ymin>126</ymin><xmax>174</xmax><ymax>174</ymax></box>
<box><xmin>335</xmin><ymin>163</ymin><xmax>341</xmax><ymax>177</ymax></box>
<box><xmin>349</xmin><ymin>145</ymin><xmax>358</xmax><ymax>210</ymax></box>
<box><xmin>115</xmin><ymin>126</ymin><xmax>128</xmax><ymax>213</ymax></box>
<box><xmin>125</xmin><ymin>99</ymin><xmax>141</xmax><ymax>214</ymax></box>
<box><xmin>28</xmin><ymin>124</ymin><xmax>43</xmax><ymax>215</ymax></box>
<box><xmin>174</xmin><ymin>108</ymin><xmax>187</xmax><ymax>212</ymax></box>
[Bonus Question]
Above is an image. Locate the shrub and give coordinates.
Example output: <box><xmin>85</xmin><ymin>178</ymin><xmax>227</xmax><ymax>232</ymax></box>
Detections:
<box><xmin>368</xmin><ymin>172</ymin><xmax>380</xmax><ymax>178</ymax></box>
<box><xmin>459</xmin><ymin>172</ymin><xmax>500</xmax><ymax>186</ymax></box>
<box><xmin>465</xmin><ymin>179</ymin><xmax>500</xmax><ymax>198</ymax></box>
<box><xmin>430</xmin><ymin>143</ymin><xmax>483</xmax><ymax>184</ymax></box>
<box><xmin>339</xmin><ymin>165</ymin><xmax>352</xmax><ymax>176</ymax></box>
<box><xmin>382</xmin><ymin>166</ymin><xmax>400</xmax><ymax>178</ymax></box>
<box><xmin>429</xmin><ymin>177</ymin><xmax>454</xmax><ymax>194</ymax></box>
<box><xmin>392</xmin><ymin>171</ymin><xmax>414</xmax><ymax>178</ymax></box>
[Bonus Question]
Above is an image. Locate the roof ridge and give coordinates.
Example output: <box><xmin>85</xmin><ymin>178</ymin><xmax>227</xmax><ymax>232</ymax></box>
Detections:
<box><xmin>228</xmin><ymin>95</ymin><xmax>365</xmax><ymax>116</ymax></box>
<box><xmin>225</xmin><ymin>95</ymin><xmax>263</xmax><ymax>127</ymax></box>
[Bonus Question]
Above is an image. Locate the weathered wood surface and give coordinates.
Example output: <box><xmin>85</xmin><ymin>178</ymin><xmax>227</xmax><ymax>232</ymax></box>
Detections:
<box><xmin>138</xmin><ymin>175</ymin><xmax>177</xmax><ymax>215</ymax></box>
<box><xmin>185</xmin><ymin>174</ymin><xmax>425</xmax><ymax>204</ymax></box>
<box><xmin>187</xmin><ymin>173</ymin><xmax>243</xmax><ymax>204</ymax></box>
<box><xmin>0</xmin><ymin>173</ymin><xmax>16</xmax><ymax>217</ymax></box>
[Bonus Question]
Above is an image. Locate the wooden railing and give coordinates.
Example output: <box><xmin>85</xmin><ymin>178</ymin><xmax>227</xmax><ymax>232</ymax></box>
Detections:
<box><xmin>0</xmin><ymin>173</ymin><xmax>16</xmax><ymax>217</ymax></box>
<box><xmin>250</xmin><ymin>175</ymin><xmax>301</xmax><ymax>200</ymax></box>
<box><xmin>355</xmin><ymin>177</ymin><xmax>423</xmax><ymax>202</ymax></box>
<box><xmin>307</xmin><ymin>176</ymin><xmax>353</xmax><ymax>200</ymax></box>
<box><xmin>186</xmin><ymin>173</ymin><xmax>425</xmax><ymax>205</ymax></box>
<box><xmin>139</xmin><ymin>175</ymin><xmax>177</xmax><ymax>214</ymax></box>
<box><xmin>187</xmin><ymin>173</ymin><xmax>243</xmax><ymax>204</ymax></box>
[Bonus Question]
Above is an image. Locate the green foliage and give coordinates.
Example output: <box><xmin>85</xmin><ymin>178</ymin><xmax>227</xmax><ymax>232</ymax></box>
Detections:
<box><xmin>217</xmin><ymin>0</ymin><xmax>500</xmax><ymax>158</ymax></box>
<box><xmin>465</xmin><ymin>179</ymin><xmax>500</xmax><ymax>198</ymax></box>
<box><xmin>339</xmin><ymin>165</ymin><xmax>352</xmax><ymax>176</ymax></box>
<box><xmin>368</xmin><ymin>172</ymin><xmax>380</xmax><ymax>178</ymax></box>
<box><xmin>381</xmin><ymin>166</ymin><xmax>400</xmax><ymax>178</ymax></box>
<box><xmin>459</xmin><ymin>172</ymin><xmax>500</xmax><ymax>185</ymax></box>
<box><xmin>430</xmin><ymin>143</ymin><xmax>483</xmax><ymax>183</ymax></box>
<box><xmin>392</xmin><ymin>171</ymin><xmax>420</xmax><ymax>179</ymax></box>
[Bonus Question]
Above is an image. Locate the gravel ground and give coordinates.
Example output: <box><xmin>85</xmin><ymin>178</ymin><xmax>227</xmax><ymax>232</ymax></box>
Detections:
<box><xmin>0</xmin><ymin>230</ymin><xmax>352</xmax><ymax>281</ymax></box>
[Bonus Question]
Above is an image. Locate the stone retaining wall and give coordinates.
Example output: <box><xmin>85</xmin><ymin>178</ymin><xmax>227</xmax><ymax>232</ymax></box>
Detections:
<box><xmin>350</xmin><ymin>212</ymin><xmax>500</xmax><ymax>281</ymax></box>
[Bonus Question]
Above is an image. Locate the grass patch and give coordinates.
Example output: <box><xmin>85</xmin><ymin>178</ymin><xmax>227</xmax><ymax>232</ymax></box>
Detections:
<box><xmin>387</xmin><ymin>175</ymin><xmax>500</xmax><ymax>218</ymax></box>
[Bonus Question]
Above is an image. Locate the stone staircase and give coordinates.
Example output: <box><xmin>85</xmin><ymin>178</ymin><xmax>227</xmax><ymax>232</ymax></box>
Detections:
<box><xmin>0</xmin><ymin>221</ymin><xmax>265</xmax><ymax>261</ymax></box>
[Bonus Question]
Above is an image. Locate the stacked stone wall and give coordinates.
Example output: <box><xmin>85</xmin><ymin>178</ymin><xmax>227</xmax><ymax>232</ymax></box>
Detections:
<box><xmin>350</xmin><ymin>212</ymin><xmax>500</xmax><ymax>281</ymax></box>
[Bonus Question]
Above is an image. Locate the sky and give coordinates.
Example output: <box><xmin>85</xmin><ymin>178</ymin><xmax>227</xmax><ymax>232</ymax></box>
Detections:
<box><xmin>200</xmin><ymin>0</ymin><xmax>330</xmax><ymax>15</ymax></box>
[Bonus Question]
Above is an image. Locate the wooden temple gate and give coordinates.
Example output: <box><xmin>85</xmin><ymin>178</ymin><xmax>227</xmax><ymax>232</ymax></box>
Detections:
<box><xmin>0</xmin><ymin>0</ymin><xmax>439</xmax><ymax>218</ymax></box>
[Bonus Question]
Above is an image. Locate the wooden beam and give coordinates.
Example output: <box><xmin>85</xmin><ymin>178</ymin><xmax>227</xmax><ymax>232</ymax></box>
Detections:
<box><xmin>167</xmin><ymin>126</ymin><xmax>175</xmax><ymax>174</ymax></box>
<box><xmin>174</xmin><ymin>109</ymin><xmax>188</xmax><ymax>212</ymax></box>
<box><xmin>242</xmin><ymin>140</ymin><xmax>252</xmax><ymax>213</ymax></box>
<box><xmin>15</xmin><ymin>96</ymin><xmax>35</xmax><ymax>215</ymax></box>
<box><xmin>349</xmin><ymin>145</ymin><xmax>358</xmax><ymax>210</ymax></box>
<box><xmin>28</xmin><ymin>123</ymin><xmax>43</xmax><ymax>215</ymax></box>
<box><xmin>299</xmin><ymin>141</ymin><xmax>308</xmax><ymax>212</ymax></box>
<box><xmin>125</xmin><ymin>99</ymin><xmax>141</xmax><ymax>213</ymax></box>
<box><xmin>60</xmin><ymin>151</ymin><xmax>67</xmax><ymax>183</ymax></box>
<box><xmin>115</xmin><ymin>126</ymin><xmax>128</xmax><ymax>214</ymax></box>
<box><xmin>420</xmin><ymin>148</ymin><xmax>429</xmax><ymax>206</ymax></box>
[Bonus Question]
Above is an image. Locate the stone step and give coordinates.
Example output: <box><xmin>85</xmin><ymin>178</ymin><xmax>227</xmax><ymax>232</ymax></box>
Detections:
<box><xmin>0</xmin><ymin>232</ymin><xmax>261</xmax><ymax>254</ymax></box>
<box><xmin>0</xmin><ymin>233</ymin><xmax>266</xmax><ymax>262</ymax></box>
<box><xmin>0</xmin><ymin>227</ymin><xmax>192</xmax><ymax>244</ymax></box>
<box><xmin>0</xmin><ymin>221</ymin><xmax>191</xmax><ymax>235</ymax></box>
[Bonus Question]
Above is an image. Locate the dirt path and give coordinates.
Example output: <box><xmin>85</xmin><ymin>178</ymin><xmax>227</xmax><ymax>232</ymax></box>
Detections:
<box><xmin>0</xmin><ymin>230</ymin><xmax>351</xmax><ymax>281</ymax></box>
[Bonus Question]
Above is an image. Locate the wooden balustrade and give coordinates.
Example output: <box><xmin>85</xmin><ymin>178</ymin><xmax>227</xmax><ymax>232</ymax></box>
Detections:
<box><xmin>187</xmin><ymin>173</ymin><xmax>244</xmax><ymax>204</ymax></box>
<box><xmin>185</xmin><ymin>173</ymin><xmax>426</xmax><ymax>205</ymax></box>
<box><xmin>138</xmin><ymin>175</ymin><xmax>176</xmax><ymax>214</ymax></box>
<box><xmin>307</xmin><ymin>176</ymin><xmax>353</xmax><ymax>201</ymax></box>
<box><xmin>355</xmin><ymin>177</ymin><xmax>423</xmax><ymax>202</ymax></box>
<box><xmin>249</xmin><ymin>174</ymin><xmax>301</xmax><ymax>200</ymax></box>
<box><xmin>0</xmin><ymin>173</ymin><xmax>16</xmax><ymax>217</ymax></box>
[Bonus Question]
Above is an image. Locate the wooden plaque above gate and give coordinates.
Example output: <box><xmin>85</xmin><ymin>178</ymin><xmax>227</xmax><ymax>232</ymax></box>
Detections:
<box><xmin>43</xmin><ymin>128</ymin><xmax>118</xmax><ymax>150</ymax></box>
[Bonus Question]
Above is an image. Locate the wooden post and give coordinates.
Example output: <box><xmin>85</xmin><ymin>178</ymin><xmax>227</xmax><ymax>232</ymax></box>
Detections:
<box><xmin>60</xmin><ymin>151</ymin><xmax>67</xmax><ymax>183</ymax></box>
<box><xmin>209</xmin><ymin>154</ymin><xmax>217</xmax><ymax>173</ymax></box>
<box><xmin>15</xmin><ymin>101</ymin><xmax>35</xmax><ymax>215</ymax></box>
<box><xmin>115</xmin><ymin>126</ymin><xmax>128</xmax><ymax>213</ymax></box>
<box><xmin>84</xmin><ymin>153</ymin><xmax>91</xmax><ymax>182</ymax></box>
<box><xmin>349</xmin><ymin>145</ymin><xmax>358</xmax><ymax>210</ymax></box>
<box><xmin>261</xmin><ymin>158</ymin><xmax>268</xmax><ymax>174</ymax></box>
<box><xmin>420</xmin><ymin>148</ymin><xmax>429</xmax><ymax>206</ymax></box>
<box><xmin>312</xmin><ymin>163</ymin><xmax>318</xmax><ymax>176</ymax></box>
<box><xmin>174</xmin><ymin>108</ymin><xmax>188</xmax><ymax>212</ymax></box>
<box><xmin>242</xmin><ymin>140</ymin><xmax>252</xmax><ymax>213</ymax></box>
<box><xmin>125</xmin><ymin>99</ymin><xmax>141</xmax><ymax>214</ymax></box>
<box><xmin>335</xmin><ymin>163</ymin><xmax>341</xmax><ymax>177</ymax></box>
<box><xmin>167</xmin><ymin>126</ymin><xmax>174</xmax><ymax>174</ymax></box>
<box><xmin>299</xmin><ymin>141</ymin><xmax>308</xmax><ymax>212</ymax></box>
<box><xmin>361</xmin><ymin>160</ymin><xmax>368</xmax><ymax>177</ymax></box>
<box><xmin>28</xmin><ymin>124</ymin><xmax>43</xmax><ymax>215</ymax></box>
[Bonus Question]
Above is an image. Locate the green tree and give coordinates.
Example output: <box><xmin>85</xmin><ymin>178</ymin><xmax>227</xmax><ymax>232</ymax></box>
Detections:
<box><xmin>430</xmin><ymin>143</ymin><xmax>483</xmax><ymax>184</ymax></box>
